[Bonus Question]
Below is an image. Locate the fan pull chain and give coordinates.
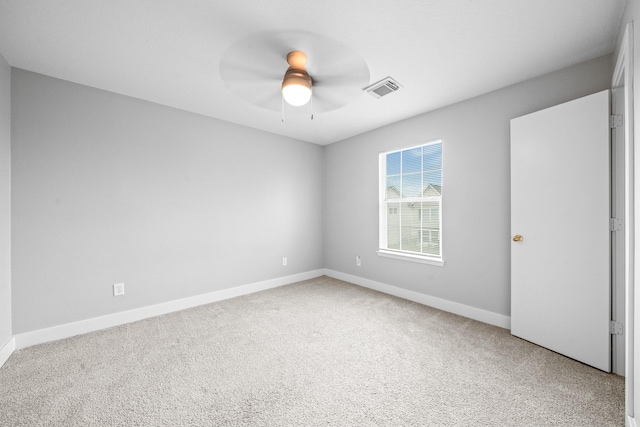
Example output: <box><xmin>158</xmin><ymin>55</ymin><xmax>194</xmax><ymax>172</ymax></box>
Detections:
<box><xmin>310</xmin><ymin>95</ymin><xmax>314</xmax><ymax>120</ymax></box>
<box><xmin>281</xmin><ymin>96</ymin><xmax>285</xmax><ymax>123</ymax></box>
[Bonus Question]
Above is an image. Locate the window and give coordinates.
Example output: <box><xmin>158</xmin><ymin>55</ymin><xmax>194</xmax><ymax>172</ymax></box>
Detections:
<box><xmin>378</xmin><ymin>140</ymin><xmax>443</xmax><ymax>265</ymax></box>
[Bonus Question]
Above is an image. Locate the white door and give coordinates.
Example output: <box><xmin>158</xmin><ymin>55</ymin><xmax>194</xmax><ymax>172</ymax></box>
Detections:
<box><xmin>510</xmin><ymin>90</ymin><xmax>611</xmax><ymax>372</ymax></box>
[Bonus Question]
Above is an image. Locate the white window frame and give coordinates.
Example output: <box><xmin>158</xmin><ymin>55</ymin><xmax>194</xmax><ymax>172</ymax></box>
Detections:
<box><xmin>377</xmin><ymin>140</ymin><xmax>444</xmax><ymax>266</ymax></box>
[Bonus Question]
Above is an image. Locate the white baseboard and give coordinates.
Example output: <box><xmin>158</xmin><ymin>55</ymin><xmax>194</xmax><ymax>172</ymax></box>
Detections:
<box><xmin>324</xmin><ymin>269</ymin><xmax>511</xmax><ymax>329</ymax></box>
<box><xmin>12</xmin><ymin>268</ymin><xmax>510</xmax><ymax>350</ymax></box>
<box><xmin>0</xmin><ymin>336</ymin><xmax>16</xmax><ymax>368</ymax></box>
<box><xmin>14</xmin><ymin>269</ymin><xmax>324</xmax><ymax>350</ymax></box>
<box><xmin>628</xmin><ymin>415</ymin><xmax>638</xmax><ymax>427</ymax></box>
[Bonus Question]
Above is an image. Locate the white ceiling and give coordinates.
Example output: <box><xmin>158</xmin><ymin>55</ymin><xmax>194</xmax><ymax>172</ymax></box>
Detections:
<box><xmin>0</xmin><ymin>0</ymin><xmax>626</xmax><ymax>145</ymax></box>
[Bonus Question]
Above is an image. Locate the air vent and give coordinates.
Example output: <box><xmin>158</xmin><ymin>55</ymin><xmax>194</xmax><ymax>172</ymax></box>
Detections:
<box><xmin>363</xmin><ymin>77</ymin><xmax>402</xmax><ymax>99</ymax></box>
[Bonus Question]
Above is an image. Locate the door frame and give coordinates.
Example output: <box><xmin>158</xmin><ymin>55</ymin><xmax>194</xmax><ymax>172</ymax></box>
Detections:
<box><xmin>612</xmin><ymin>22</ymin><xmax>636</xmax><ymax>427</ymax></box>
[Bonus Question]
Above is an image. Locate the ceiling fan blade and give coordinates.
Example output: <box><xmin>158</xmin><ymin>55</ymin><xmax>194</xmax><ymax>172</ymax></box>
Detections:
<box><xmin>308</xmin><ymin>54</ymin><xmax>368</xmax><ymax>80</ymax></box>
<box><xmin>250</xmin><ymin>90</ymin><xmax>282</xmax><ymax>110</ymax></box>
<box><xmin>220</xmin><ymin>61</ymin><xmax>281</xmax><ymax>84</ymax></box>
<box><xmin>313</xmin><ymin>73</ymin><xmax>368</xmax><ymax>90</ymax></box>
<box><xmin>311</xmin><ymin>71</ymin><xmax>369</xmax><ymax>112</ymax></box>
<box><xmin>312</xmin><ymin>88</ymin><xmax>361</xmax><ymax>112</ymax></box>
<box><xmin>224</xmin><ymin>79</ymin><xmax>282</xmax><ymax>109</ymax></box>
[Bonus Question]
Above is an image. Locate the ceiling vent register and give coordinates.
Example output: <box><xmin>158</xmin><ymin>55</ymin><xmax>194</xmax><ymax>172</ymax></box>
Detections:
<box><xmin>363</xmin><ymin>77</ymin><xmax>402</xmax><ymax>98</ymax></box>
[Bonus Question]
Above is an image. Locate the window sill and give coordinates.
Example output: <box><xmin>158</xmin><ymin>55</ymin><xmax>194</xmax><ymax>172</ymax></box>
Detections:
<box><xmin>377</xmin><ymin>249</ymin><xmax>445</xmax><ymax>266</ymax></box>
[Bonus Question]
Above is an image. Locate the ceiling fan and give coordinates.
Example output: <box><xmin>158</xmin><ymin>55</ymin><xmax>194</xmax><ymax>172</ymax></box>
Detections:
<box><xmin>219</xmin><ymin>30</ymin><xmax>370</xmax><ymax>115</ymax></box>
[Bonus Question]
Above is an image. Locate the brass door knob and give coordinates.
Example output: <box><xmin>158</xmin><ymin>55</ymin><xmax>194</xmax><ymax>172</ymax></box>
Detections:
<box><xmin>513</xmin><ymin>235</ymin><xmax>523</xmax><ymax>242</ymax></box>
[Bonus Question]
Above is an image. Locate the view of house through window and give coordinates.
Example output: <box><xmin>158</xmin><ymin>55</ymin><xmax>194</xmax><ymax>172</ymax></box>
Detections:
<box><xmin>380</xmin><ymin>140</ymin><xmax>442</xmax><ymax>260</ymax></box>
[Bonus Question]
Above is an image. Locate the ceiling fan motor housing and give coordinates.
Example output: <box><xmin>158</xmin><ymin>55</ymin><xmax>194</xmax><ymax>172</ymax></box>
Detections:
<box><xmin>282</xmin><ymin>69</ymin><xmax>312</xmax><ymax>89</ymax></box>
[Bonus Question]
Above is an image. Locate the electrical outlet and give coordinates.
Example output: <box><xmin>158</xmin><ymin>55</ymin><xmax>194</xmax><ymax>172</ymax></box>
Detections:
<box><xmin>356</xmin><ymin>255</ymin><xmax>361</xmax><ymax>267</ymax></box>
<box><xmin>113</xmin><ymin>283</ymin><xmax>125</xmax><ymax>296</ymax></box>
<box><xmin>282</xmin><ymin>257</ymin><xmax>287</xmax><ymax>266</ymax></box>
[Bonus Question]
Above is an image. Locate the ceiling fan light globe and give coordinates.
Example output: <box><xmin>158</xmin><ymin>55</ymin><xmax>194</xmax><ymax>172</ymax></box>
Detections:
<box><xmin>282</xmin><ymin>84</ymin><xmax>312</xmax><ymax>106</ymax></box>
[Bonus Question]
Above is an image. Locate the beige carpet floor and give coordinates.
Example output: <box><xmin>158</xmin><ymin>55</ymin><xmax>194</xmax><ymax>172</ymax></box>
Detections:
<box><xmin>0</xmin><ymin>276</ymin><xmax>624</xmax><ymax>426</ymax></box>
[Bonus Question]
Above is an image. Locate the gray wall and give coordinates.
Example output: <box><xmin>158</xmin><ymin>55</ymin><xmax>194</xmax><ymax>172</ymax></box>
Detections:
<box><xmin>0</xmin><ymin>53</ymin><xmax>11</xmax><ymax>345</ymax></box>
<box><xmin>324</xmin><ymin>55</ymin><xmax>612</xmax><ymax>318</ymax></box>
<box><xmin>11</xmin><ymin>69</ymin><xmax>324</xmax><ymax>334</ymax></box>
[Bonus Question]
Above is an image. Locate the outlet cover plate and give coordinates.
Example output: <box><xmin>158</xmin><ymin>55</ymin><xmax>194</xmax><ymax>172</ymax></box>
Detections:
<box><xmin>113</xmin><ymin>283</ymin><xmax>125</xmax><ymax>296</ymax></box>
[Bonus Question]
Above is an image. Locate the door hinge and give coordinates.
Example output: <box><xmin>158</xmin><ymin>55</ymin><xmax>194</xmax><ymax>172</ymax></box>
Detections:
<box><xmin>610</xmin><ymin>321</ymin><xmax>624</xmax><ymax>335</ymax></box>
<box><xmin>610</xmin><ymin>218</ymin><xmax>623</xmax><ymax>231</ymax></box>
<box><xmin>610</xmin><ymin>114</ymin><xmax>623</xmax><ymax>128</ymax></box>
